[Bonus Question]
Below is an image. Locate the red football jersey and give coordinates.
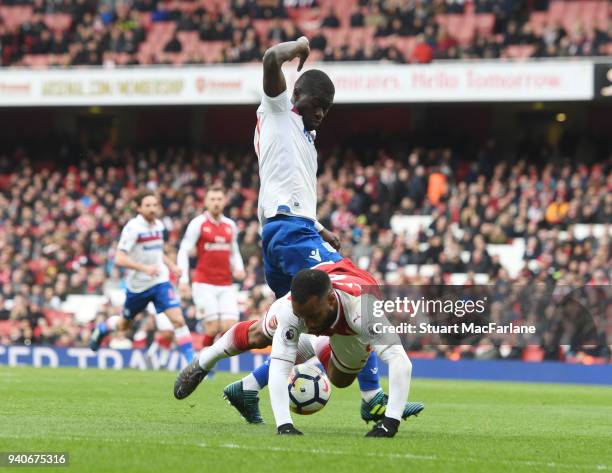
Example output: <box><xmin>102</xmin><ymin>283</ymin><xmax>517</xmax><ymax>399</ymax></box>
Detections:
<box><xmin>180</xmin><ymin>212</ymin><xmax>243</xmax><ymax>286</ymax></box>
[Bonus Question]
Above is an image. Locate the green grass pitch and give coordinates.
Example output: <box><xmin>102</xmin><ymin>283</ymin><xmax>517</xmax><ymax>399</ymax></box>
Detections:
<box><xmin>1</xmin><ymin>366</ymin><xmax>611</xmax><ymax>473</ymax></box>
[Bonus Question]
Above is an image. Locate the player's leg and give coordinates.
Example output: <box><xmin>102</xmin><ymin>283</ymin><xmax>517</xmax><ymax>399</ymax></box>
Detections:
<box><xmin>314</xmin><ymin>335</ymin><xmax>425</xmax><ymax>423</ymax></box>
<box><xmin>89</xmin><ymin>290</ymin><xmax>143</xmax><ymax>351</ymax></box>
<box><xmin>154</xmin><ymin>282</ymin><xmax>194</xmax><ymax>363</ymax></box>
<box><xmin>192</xmin><ymin>283</ymin><xmax>220</xmax><ymax>348</ymax></box>
<box><xmin>313</xmin><ymin>335</ymin><xmax>364</xmax><ymax>388</ymax></box>
<box><xmin>174</xmin><ymin>318</ymin><xmax>270</xmax><ymax>400</ymax></box>
<box><xmin>204</xmin><ymin>319</ymin><xmax>220</xmax><ymax>345</ymax></box>
<box><xmin>148</xmin><ymin>309</ymin><xmax>174</xmax><ymax>367</ymax></box>
<box><xmin>217</xmin><ymin>285</ymin><xmax>239</xmax><ymax>336</ymax></box>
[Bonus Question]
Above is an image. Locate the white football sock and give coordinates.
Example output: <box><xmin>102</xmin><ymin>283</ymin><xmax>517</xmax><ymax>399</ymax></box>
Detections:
<box><xmin>198</xmin><ymin>324</ymin><xmax>242</xmax><ymax>370</ymax></box>
<box><xmin>361</xmin><ymin>388</ymin><xmax>383</xmax><ymax>403</ymax></box>
<box><xmin>241</xmin><ymin>373</ymin><xmax>261</xmax><ymax>391</ymax></box>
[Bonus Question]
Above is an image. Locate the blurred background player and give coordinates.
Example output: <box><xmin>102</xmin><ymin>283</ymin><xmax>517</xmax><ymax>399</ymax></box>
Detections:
<box><xmin>89</xmin><ymin>191</ymin><xmax>195</xmax><ymax>364</ymax></box>
<box><xmin>177</xmin><ymin>185</ymin><xmax>245</xmax><ymax>349</ymax></box>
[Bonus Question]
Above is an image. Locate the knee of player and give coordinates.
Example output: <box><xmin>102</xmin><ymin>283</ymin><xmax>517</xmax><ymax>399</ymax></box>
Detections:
<box><xmin>166</xmin><ymin>311</ymin><xmax>186</xmax><ymax>327</ymax></box>
<box><xmin>329</xmin><ymin>371</ymin><xmax>356</xmax><ymax>389</ymax></box>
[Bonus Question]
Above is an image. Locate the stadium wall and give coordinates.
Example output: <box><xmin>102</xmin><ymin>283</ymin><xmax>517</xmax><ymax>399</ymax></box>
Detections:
<box><xmin>1</xmin><ymin>346</ymin><xmax>611</xmax><ymax>386</ymax></box>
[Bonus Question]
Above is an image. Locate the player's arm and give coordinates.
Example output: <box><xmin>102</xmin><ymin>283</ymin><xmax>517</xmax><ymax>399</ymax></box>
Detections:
<box><xmin>367</xmin><ymin>345</ymin><xmax>413</xmax><ymax>438</ymax></box>
<box><xmin>163</xmin><ymin>254</ymin><xmax>181</xmax><ymax>278</ymax></box>
<box><xmin>262</xmin><ymin>37</ymin><xmax>310</xmax><ymax>97</ymax></box>
<box><xmin>314</xmin><ymin>221</ymin><xmax>341</xmax><ymax>251</ymax></box>
<box><xmin>114</xmin><ymin>250</ymin><xmax>158</xmax><ymax>277</ymax></box>
<box><xmin>229</xmin><ymin>223</ymin><xmax>245</xmax><ymax>280</ymax></box>
<box><xmin>268</xmin><ymin>324</ymin><xmax>302</xmax><ymax>435</ymax></box>
<box><xmin>176</xmin><ymin>218</ymin><xmax>200</xmax><ymax>285</ymax></box>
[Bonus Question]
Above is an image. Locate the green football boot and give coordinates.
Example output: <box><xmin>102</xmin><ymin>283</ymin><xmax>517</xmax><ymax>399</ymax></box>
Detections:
<box><xmin>361</xmin><ymin>391</ymin><xmax>425</xmax><ymax>423</ymax></box>
<box><xmin>223</xmin><ymin>381</ymin><xmax>264</xmax><ymax>424</ymax></box>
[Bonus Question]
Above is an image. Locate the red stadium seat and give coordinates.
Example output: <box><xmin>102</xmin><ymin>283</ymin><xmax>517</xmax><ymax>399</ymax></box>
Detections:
<box><xmin>178</xmin><ymin>31</ymin><xmax>199</xmax><ymax>53</ymax></box>
<box><xmin>547</xmin><ymin>1</ymin><xmax>566</xmax><ymax>23</ymax></box>
<box><xmin>199</xmin><ymin>41</ymin><xmax>227</xmax><ymax>63</ymax></box>
<box><xmin>0</xmin><ymin>320</ymin><xmax>17</xmax><ymax>337</ymax></box>
<box><xmin>474</xmin><ymin>14</ymin><xmax>495</xmax><ymax>36</ymax></box>
<box><xmin>321</xmin><ymin>27</ymin><xmax>352</xmax><ymax>48</ymax></box>
<box><xmin>166</xmin><ymin>52</ymin><xmax>188</xmax><ymax>64</ymax></box>
<box><xmin>44</xmin><ymin>310</ymin><xmax>73</xmax><ymax>326</ymax></box>
<box><xmin>348</xmin><ymin>26</ymin><xmax>375</xmax><ymax>46</ymax></box>
<box><xmin>44</xmin><ymin>13</ymin><xmax>72</xmax><ymax>32</ymax></box>
<box><xmin>0</xmin><ymin>6</ymin><xmax>33</xmax><ymax>32</ymax></box>
<box><xmin>505</xmin><ymin>45</ymin><xmax>536</xmax><ymax>59</ymax></box>
<box><xmin>308</xmin><ymin>49</ymin><xmax>323</xmax><ymax>62</ymax></box>
<box><xmin>318</xmin><ymin>0</ymin><xmax>353</xmax><ymax>27</ymax></box>
<box><xmin>393</xmin><ymin>36</ymin><xmax>418</xmax><ymax>59</ymax></box>
<box><xmin>529</xmin><ymin>11</ymin><xmax>548</xmax><ymax>36</ymax></box>
<box><xmin>286</xmin><ymin>6</ymin><xmax>322</xmax><ymax>33</ymax></box>
<box><xmin>436</xmin><ymin>14</ymin><xmax>475</xmax><ymax>45</ymax></box>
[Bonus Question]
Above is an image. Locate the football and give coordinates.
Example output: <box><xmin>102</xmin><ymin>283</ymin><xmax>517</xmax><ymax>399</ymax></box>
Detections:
<box><xmin>288</xmin><ymin>364</ymin><xmax>332</xmax><ymax>415</ymax></box>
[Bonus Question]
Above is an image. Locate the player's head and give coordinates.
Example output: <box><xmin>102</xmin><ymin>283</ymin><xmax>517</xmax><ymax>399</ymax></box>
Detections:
<box><xmin>135</xmin><ymin>190</ymin><xmax>159</xmax><ymax>222</ymax></box>
<box><xmin>290</xmin><ymin>268</ymin><xmax>337</xmax><ymax>334</ymax></box>
<box><xmin>205</xmin><ymin>185</ymin><xmax>226</xmax><ymax>217</ymax></box>
<box><xmin>293</xmin><ymin>69</ymin><xmax>335</xmax><ymax>131</ymax></box>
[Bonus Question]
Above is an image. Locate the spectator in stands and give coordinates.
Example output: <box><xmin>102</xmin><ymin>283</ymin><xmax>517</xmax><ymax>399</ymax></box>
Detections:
<box><xmin>411</xmin><ymin>34</ymin><xmax>434</xmax><ymax>63</ymax></box>
<box><xmin>254</xmin><ymin>0</ymin><xmax>287</xmax><ymax>19</ymax></box>
<box><xmin>349</xmin><ymin>6</ymin><xmax>364</xmax><ymax>27</ymax></box>
<box><xmin>164</xmin><ymin>33</ymin><xmax>182</xmax><ymax>53</ymax></box>
<box><xmin>309</xmin><ymin>31</ymin><xmax>327</xmax><ymax>51</ymax></box>
<box><xmin>267</xmin><ymin>19</ymin><xmax>288</xmax><ymax>43</ymax></box>
<box><xmin>31</xmin><ymin>30</ymin><xmax>53</xmax><ymax>55</ymax></box>
<box><xmin>231</xmin><ymin>0</ymin><xmax>250</xmax><ymax>19</ymax></box>
<box><xmin>321</xmin><ymin>8</ymin><xmax>340</xmax><ymax>28</ymax></box>
<box><xmin>445</xmin><ymin>0</ymin><xmax>466</xmax><ymax>14</ymax></box>
<box><xmin>177</xmin><ymin>11</ymin><xmax>197</xmax><ymax>32</ymax></box>
<box><xmin>3</xmin><ymin>0</ymin><xmax>612</xmax><ymax>67</ymax></box>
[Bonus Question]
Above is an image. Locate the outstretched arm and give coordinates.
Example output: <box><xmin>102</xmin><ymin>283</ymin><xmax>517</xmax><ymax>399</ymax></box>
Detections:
<box><xmin>263</xmin><ymin>37</ymin><xmax>310</xmax><ymax>98</ymax></box>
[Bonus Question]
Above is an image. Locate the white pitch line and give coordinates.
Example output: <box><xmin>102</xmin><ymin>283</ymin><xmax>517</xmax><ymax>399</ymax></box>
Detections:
<box><xmin>206</xmin><ymin>441</ymin><xmax>610</xmax><ymax>471</ymax></box>
<box><xmin>215</xmin><ymin>442</ymin><xmax>436</xmax><ymax>461</ymax></box>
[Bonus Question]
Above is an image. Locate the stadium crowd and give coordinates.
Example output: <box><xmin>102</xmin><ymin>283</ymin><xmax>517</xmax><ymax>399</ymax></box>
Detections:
<box><xmin>0</xmin><ymin>0</ymin><xmax>610</xmax><ymax>67</ymax></box>
<box><xmin>0</xmin><ymin>143</ymin><xmax>610</xmax><ymax>361</ymax></box>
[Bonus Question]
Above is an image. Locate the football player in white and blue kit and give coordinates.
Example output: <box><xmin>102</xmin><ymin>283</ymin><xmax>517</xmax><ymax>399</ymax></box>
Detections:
<box><xmin>90</xmin><ymin>191</ymin><xmax>195</xmax><ymax>364</ymax></box>
<box><xmin>176</xmin><ymin>37</ymin><xmax>404</xmax><ymax>424</ymax></box>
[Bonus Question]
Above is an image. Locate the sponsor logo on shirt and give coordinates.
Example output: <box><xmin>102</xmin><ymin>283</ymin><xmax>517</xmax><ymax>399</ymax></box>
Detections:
<box><xmin>136</xmin><ymin>231</ymin><xmax>164</xmax><ymax>243</ymax></box>
<box><xmin>204</xmin><ymin>242</ymin><xmax>231</xmax><ymax>251</ymax></box>
<box><xmin>309</xmin><ymin>249</ymin><xmax>322</xmax><ymax>262</ymax></box>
